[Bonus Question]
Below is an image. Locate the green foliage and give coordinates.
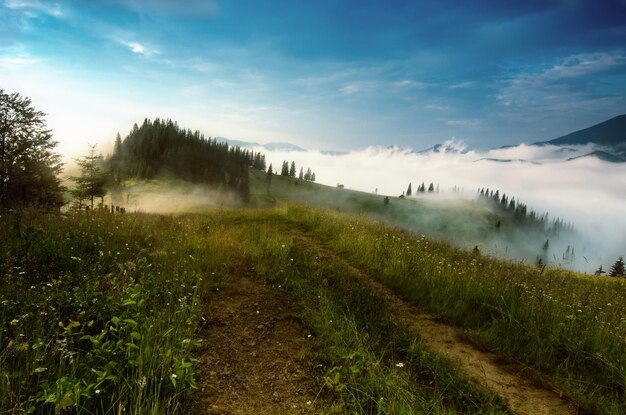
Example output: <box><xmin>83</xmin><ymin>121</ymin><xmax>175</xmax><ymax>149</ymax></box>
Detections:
<box><xmin>0</xmin><ymin>210</ymin><xmax>240</xmax><ymax>414</ymax></box>
<box><xmin>0</xmin><ymin>89</ymin><xmax>64</xmax><ymax>210</ymax></box>
<box><xmin>107</xmin><ymin>118</ymin><xmax>255</xmax><ymax>202</ymax></box>
<box><xmin>609</xmin><ymin>256</ymin><xmax>625</xmax><ymax>277</ymax></box>
<box><xmin>70</xmin><ymin>144</ymin><xmax>108</xmax><ymax>209</ymax></box>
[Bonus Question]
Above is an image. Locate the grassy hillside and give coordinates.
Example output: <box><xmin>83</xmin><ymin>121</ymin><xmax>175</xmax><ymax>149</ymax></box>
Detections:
<box><xmin>250</xmin><ymin>169</ymin><xmax>581</xmax><ymax>270</ymax></box>
<box><xmin>3</xmin><ymin>205</ymin><xmax>625</xmax><ymax>413</ymax></box>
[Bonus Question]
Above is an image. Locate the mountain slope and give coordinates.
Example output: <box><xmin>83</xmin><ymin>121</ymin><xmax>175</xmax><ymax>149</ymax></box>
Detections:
<box><xmin>536</xmin><ymin>114</ymin><xmax>626</xmax><ymax>147</ymax></box>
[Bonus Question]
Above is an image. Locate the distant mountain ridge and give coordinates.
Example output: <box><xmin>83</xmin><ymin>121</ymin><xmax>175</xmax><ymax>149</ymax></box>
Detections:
<box><xmin>535</xmin><ymin>114</ymin><xmax>626</xmax><ymax>147</ymax></box>
<box><xmin>215</xmin><ymin>137</ymin><xmax>306</xmax><ymax>152</ymax></box>
<box><xmin>217</xmin><ymin>115</ymin><xmax>626</xmax><ymax>163</ymax></box>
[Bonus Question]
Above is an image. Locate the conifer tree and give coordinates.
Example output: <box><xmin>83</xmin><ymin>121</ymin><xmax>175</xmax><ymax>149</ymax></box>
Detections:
<box><xmin>71</xmin><ymin>144</ymin><xmax>108</xmax><ymax>209</ymax></box>
<box><xmin>281</xmin><ymin>161</ymin><xmax>289</xmax><ymax>176</ymax></box>
<box><xmin>266</xmin><ymin>164</ymin><xmax>273</xmax><ymax>181</ymax></box>
<box><xmin>406</xmin><ymin>182</ymin><xmax>412</xmax><ymax>196</ymax></box>
<box><xmin>609</xmin><ymin>256</ymin><xmax>625</xmax><ymax>277</ymax></box>
<box><xmin>299</xmin><ymin>167</ymin><xmax>303</xmax><ymax>180</ymax></box>
<box><xmin>289</xmin><ymin>161</ymin><xmax>296</xmax><ymax>177</ymax></box>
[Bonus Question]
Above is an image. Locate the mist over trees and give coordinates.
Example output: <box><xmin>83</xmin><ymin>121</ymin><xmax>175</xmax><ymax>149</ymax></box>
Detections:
<box><xmin>106</xmin><ymin>118</ymin><xmax>265</xmax><ymax>202</ymax></box>
<box><xmin>0</xmin><ymin>89</ymin><xmax>63</xmax><ymax>210</ymax></box>
<box><xmin>476</xmin><ymin>187</ymin><xmax>573</xmax><ymax>236</ymax></box>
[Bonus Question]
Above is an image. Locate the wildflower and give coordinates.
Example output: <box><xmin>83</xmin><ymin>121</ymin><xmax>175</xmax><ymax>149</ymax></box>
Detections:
<box><xmin>10</xmin><ymin>319</ymin><xmax>19</xmax><ymax>326</ymax></box>
<box><xmin>395</xmin><ymin>362</ymin><xmax>405</xmax><ymax>368</ymax></box>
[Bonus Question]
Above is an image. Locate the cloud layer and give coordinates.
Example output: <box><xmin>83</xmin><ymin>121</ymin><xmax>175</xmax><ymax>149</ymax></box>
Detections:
<box><xmin>261</xmin><ymin>142</ymin><xmax>626</xmax><ymax>272</ymax></box>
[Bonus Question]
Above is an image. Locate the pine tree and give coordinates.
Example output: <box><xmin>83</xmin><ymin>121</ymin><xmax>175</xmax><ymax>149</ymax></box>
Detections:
<box><xmin>311</xmin><ymin>172</ymin><xmax>316</xmax><ymax>182</ymax></box>
<box><xmin>428</xmin><ymin>182</ymin><xmax>434</xmax><ymax>192</ymax></box>
<box><xmin>281</xmin><ymin>161</ymin><xmax>289</xmax><ymax>176</ymax></box>
<box><xmin>289</xmin><ymin>161</ymin><xmax>296</xmax><ymax>177</ymax></box>
<box><xmin>71</xmin><ymin>144</ymin><xmax>108</xmax><ymax>209</ymax></box>
<box><xmin>609</xmin><ymin>256</ymin><xmax>625</xmax><ymax>277</ymax></box>
<box><xmin>299</xmin><ymin>167</ymin><xmax>303</xmax><ymax>180</ymax></box>
<box><xmin>406</xmin><ymin>183</ymin><xmax>412</xmax><ymax>196</ymax></box>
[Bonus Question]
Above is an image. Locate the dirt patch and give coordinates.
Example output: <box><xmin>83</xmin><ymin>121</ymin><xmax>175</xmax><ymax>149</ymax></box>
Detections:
<box><xmin>299</xmin><ymin>236</ymin><xmax>576</xmax><ymax>415</ymax></box>
<box><xmin>195</xmin><ymin>274</ymin><xmax>318</xmax><ymax>415</ymax></box>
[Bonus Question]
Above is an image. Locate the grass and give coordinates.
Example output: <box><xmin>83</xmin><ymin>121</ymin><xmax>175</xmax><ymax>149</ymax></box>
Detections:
<box><xmin>282</xmin><ymin>204</ymin><xmax>626</xmax><ymax>414</ymax></box>
<box><xmin>249</xmin><ymin>169</ymin><xmax>581</xmax><ymax>270</ymax></box>
<box><xmin>0</xmin><ymin>210</ymin><xmax>239</xmax><ymax>413</ymax></box>
<box><xmin>2</xmin><ymin>203</ymin><xmax>625</xmax><ymax>413</ymax></box>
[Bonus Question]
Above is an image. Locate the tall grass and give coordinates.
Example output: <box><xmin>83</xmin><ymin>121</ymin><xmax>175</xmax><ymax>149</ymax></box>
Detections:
<box><xmin>0</xmin><ymin>210</ymin><xmax>239</xmax><ymax>414</ymax></box>
<box><xmin>236</xmin><ymin>214</ymin><xmax>508</xmax><ymax>414</ymax></box>
<box><xmin>3</xmin><ymin>204</ymin><xmax>624</xmax><ymax>413</ymax></box>
<box><xmin>284</xmin><ymin>204</ymin><xmax>626</xmax><ymax>413</ymax></box>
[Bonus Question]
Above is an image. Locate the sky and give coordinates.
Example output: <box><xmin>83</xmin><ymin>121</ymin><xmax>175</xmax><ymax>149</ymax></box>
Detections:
<box><xmin>1</xmin><ymin>0</ymin><xmax>626</xmax><ymax>156</ymax></box>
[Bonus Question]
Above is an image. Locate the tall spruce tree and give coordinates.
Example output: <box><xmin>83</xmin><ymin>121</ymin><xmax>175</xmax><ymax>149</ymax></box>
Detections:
<box><xmin>609</xmin><ymin>256</ymin><xmax>625</xmax><ymax>277</ymax></box>
<box><xmin>406</xmin><ymin>183</ymin><xmax>412</xmax><ymax>196</ymax></box>
<box><xmin>0</xmin><ymin>89</ymin><xmax>63</xmax><ymax>209</ymax></box>
<box><xmin>289</xmin><ymin>161</ymin><xmax>296</xmax><ymax>177</ymax></box>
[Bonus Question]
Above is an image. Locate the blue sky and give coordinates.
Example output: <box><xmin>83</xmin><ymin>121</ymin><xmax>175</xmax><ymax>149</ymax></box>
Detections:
<box><xmin>1</xmin><ymin>0</ymin><xmax>626</xmax><ymax>154</ymax></box>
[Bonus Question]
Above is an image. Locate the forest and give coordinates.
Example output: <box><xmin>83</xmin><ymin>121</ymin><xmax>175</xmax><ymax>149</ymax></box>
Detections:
<box><xmin>106</xmin><ymin>118</ymin><xmax>268</xmax><ymax>203</ymax></box>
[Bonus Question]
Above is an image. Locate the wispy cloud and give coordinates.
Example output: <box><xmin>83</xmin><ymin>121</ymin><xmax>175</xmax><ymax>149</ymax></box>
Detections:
<box><xmin>547</xmin><ymin>52</ymin><xmax>626</xmax><ymax>80</ymax></box>
<box><xmin>496</xmin><ymin>51</ymin><xmax>626</xmax><ymax>117</ymax></box>
<box><xmin>107</xmin><ymin>0</ymin><xmax>217</xmax><ymax>17</ymax></box>
<box><xmin>393</xmin><ymin>79</ymin><xmax>430</xmax><ymax>89</ymax></box>
<box><xmin>446</xmin><ymin>118</ymin><xmax>482</xmax><ymax>128</ymax></box>
<box><xmin>126</xmin><ymin>41</ymin><xmax>157</xmax><ymax>57</ymax></box>
<box><xmin>0</xmin><ymin>53</ymin><xmax>39</xmax><ymax>69</ymax></box>
<box><xmin>4</xmin><ymin>0</ymin><xmax>63</xmax><ymax>17</ymax></box>
<box><xmin>449</xmin><ymin>81</ymin><xmax>476</xmax><ymax>89</ymax></box>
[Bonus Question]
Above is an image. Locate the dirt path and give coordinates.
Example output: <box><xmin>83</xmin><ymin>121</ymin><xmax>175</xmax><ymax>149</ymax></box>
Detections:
<box><xmin>298</xmin><ymin>236</ymin><xmax>576</xmax><ymax>415</ymax></box>
<box><xmin>195</xmin><ymin>274</ymin><xmax>318</xmax><ymax>415</ymax></box>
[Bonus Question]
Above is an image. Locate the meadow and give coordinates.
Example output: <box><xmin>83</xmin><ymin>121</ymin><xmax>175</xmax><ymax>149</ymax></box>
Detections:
<box><xmin>1</xmin><ymin>204</ymin><xmax>625</xmax><ymax>413</ymax></box>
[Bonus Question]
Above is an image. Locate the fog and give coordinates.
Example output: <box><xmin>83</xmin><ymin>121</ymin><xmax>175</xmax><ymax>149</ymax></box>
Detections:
<box><xmin>108</xmin><ymin>180</ymin><xmax>243</xmax><ymax>214</ymax></box>
<box><xmin>261</xmin><ymin>140</ymin><xmax>626</xmax><ymax>273</ymax></box>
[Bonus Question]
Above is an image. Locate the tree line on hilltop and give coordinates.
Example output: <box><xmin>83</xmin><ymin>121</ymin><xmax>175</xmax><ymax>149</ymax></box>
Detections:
<box><xmin>106</xmin><ymin>118</ymin><xmax>269</xmax><ymax>203</ymax></box>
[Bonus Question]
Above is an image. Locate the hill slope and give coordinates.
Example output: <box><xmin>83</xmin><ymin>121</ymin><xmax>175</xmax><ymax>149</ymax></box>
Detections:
<box><xmin>249</xmin><ymin>169</ymin><xmax>582</xmax><ymax>271</ymax></box>
<box><xmin>537</xmin><ymin>114</ymin><xmax>626</xmax><ymax>147</ymax></box>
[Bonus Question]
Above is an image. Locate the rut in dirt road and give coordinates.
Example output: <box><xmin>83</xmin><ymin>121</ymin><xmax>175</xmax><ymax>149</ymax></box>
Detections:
<box><xmin>297</xmin><ymin>235</ymin><xmax>577</xmax><ymax>415</ymax></box>
<box><xmin>195</xmin><ymin>274</ymin><xmax>318</xmax><ymax>415</ymax></box>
